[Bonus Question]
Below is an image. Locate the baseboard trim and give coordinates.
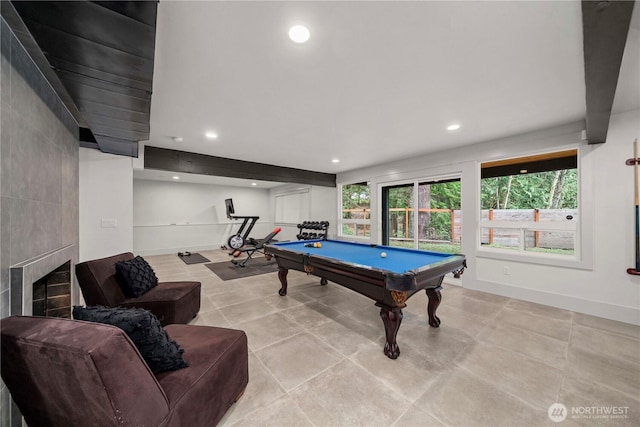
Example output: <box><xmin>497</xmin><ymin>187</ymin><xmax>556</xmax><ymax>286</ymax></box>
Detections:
<box><xmin>135</xmin><ymin>245</ymin><xmax>220</xmax><ymax>257</ymax></box>
<box><xmin>469</xmin><ymin>280</ymin><xmax>640</xmax><ymax>326</ymax></box>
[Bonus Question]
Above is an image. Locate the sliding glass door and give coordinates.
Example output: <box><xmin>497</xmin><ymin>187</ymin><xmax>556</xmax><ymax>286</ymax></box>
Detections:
<box><xmin>383</xmin><ymin>178</ymin><xmax>461</xmax><ymax>253</ymax></box>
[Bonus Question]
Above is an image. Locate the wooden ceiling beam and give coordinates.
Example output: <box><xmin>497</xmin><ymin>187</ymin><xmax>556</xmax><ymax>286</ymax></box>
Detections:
<box><xmin>581</xmin><ymin>0</ymin><xmax>635</xmax><ymax>144</ymax></box>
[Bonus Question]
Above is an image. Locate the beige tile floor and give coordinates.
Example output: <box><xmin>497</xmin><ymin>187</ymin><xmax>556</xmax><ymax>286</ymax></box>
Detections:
<box><xmin>146</xmin><ymin>250</ymin><xmax>640</xmax><ymax>427</ymax></box>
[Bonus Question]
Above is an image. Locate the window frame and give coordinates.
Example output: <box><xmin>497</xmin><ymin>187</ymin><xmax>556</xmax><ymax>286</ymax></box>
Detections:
<box><xmin>338</xmin><ymin>181</ymin><xmax>371</xmax><ymax>241</ymax></box>
<box><xmin>476</xmin><ymin>145</ymin><xmax>594</xmax><ymax>270</ymax></box>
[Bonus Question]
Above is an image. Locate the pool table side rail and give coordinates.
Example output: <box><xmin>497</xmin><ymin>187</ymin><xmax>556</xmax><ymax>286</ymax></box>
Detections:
<box><xmin>273</xmin><ymin>255</ymin><xmax>391</xmax><ymax>304</ymax></box>
<box><xmin>386</xmin><ymin>255</ymin><xmax>466</xmax><ymax>291</ymax></box>
<box><xmin>265</xmin><ymin>243</ymin><xmax>466</xmax><ymax>293</ymax></box>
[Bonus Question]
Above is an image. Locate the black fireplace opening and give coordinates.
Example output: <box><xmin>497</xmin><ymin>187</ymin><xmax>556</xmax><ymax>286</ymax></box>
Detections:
<box><xmin>32</xmin><ymin>261</ymin><xmax>72</xmax><ymax>318</ymax></box>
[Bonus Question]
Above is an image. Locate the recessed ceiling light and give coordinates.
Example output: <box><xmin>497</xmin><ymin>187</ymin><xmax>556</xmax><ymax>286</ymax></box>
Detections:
<box><xmin>205</xmin><ymin>132</ymin><xmax>218</xmax><ymax>139</ymax></box>
<box><xmin>172</xmin><ymin>176</ymin><xmax>180</xmax><ymax>180</ymax></box>
<box><xmin>332</xmin><ymin>159</ymin><xmax>340</xmax><ymax>163</ymax></box>
<box><xmin>289</xmin><ymin>25</ymin><xmax>310</xmax><ymax>43</ymax></box>
<box><xmin>447</xmin><ymin>124</ymin><xmax>461</xmax><ymax>131</ymax></box>
<box><xmin>251</xmin><ymin>182</ymin><xmax>257</xmax><ymax>186</ymax></box>
<box><xmin>172</xmin><ymin>136</ymin><xmax>183</xmax><ymax>143</ymax></box>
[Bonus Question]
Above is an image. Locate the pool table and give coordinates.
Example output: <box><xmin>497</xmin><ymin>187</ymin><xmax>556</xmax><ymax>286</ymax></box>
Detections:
<box><xmin>264</xmin><ymin>240</ymin><xmax>466</xmax><ymax>359</ymax></box>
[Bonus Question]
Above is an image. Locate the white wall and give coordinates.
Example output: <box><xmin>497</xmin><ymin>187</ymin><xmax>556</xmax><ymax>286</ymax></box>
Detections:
<box><xmin>338</xmin><ymin>113</ymin><xmax>640</xmax><ymax>325</ymax></box>
<box><xmin>80</xmin><ymin>142</ymin><xmax>338</xmax><ymax>257</ymax></box>
<box><xmin>133</xmin><ymin>179</ymin><xmax>273</xmax><ymax>255</ymax></box>
<box><xmin>270</xmin><ymin>184</ymin><xmax>338</xmax><ymax>241</ymax></box>
<box><xmin>474</xmin><ymin>110</ymin><xmax>640</xmax><ymax>324</ymax></box>
<box><xmin>79</xmin><ymin>148</ymin><xmax>134</xmax><ymax>262</ymax></box>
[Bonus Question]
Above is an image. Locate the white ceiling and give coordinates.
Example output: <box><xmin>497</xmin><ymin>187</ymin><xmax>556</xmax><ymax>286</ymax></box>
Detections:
<box><xmin>143</xmin><ymin>0</ymin><xmax>638</xmax><ymax>182</ymax></box>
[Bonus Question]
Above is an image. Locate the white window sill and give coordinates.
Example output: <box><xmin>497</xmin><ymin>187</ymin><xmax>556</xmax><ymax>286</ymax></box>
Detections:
<box><xmin>476</xmin><ymin>247</ymin><xmax>593</xmax><ymax>270</ymax></box>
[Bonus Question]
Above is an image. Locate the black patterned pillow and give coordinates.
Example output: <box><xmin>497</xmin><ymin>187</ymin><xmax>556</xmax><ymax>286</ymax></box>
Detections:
<box><xmin>115</xmin><ymin>256</ymin><xmax>158</xmax><ymax>297</ymax></box>
<box><xmin>73</xmin><ymin>306</ymin><xmax>188</xmax><ymax>373</ymax></box>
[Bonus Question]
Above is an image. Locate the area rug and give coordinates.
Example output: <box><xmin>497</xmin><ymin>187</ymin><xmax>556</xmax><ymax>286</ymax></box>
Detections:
<box><xmin>178</xmin><ymin>253</ymin><xmax>211</xmax><ymax>265</ymax></box>
<box><xmin>205</xmin><ymin>257</ymin><xmax>278</xmax><ymax>281</ymax></box>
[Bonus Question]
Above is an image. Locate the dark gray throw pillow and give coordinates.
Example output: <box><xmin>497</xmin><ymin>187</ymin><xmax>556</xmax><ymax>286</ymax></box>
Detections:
<box><xmin>73</xmin><ymin>305</ymin><xmax>188</xmax><ymax>373</ymax></box>
<box><xmin>115</xmin><ymin>256</ymin><xmax>158</xmax><ymax>297</ymax></box>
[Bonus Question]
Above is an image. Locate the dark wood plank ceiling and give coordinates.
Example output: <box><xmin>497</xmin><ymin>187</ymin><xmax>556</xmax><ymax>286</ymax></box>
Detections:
<box><xmin>10</xmin><ymin>0</ymin><xmax>158</xmax><ymax>157</ymax></box>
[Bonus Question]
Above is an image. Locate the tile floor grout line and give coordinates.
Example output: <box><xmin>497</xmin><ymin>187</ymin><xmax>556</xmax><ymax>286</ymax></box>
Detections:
<box><xmin>472</xmin><ymin>324</ymin><xmax>570</xmax><ymax>370</ymax></box>
<box><xmin>245</xmin><ymin>326</ymin><xmax>307</xmax><ymax>353</ymax></box>
<box><xmin>455</xmin><ymin>363</ymin><xmax>549</xmax><ymax>414</ymax></box>
<box><xmin>227</xmin><ymin>349</ymin><xmax>290</xmax><ymax>426</ymax></box>
<box><xmin>554</xmin><ymin>311</ymin><xmax>575</xmax><ymax>405</ymax></box>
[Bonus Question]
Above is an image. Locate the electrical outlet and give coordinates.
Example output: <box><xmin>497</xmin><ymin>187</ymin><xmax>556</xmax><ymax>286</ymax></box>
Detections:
<box><xmin>503</xmin><ymin>266</ymin><xmax>510</xmax><ymax>275</ymax></box>
<box><xmin>101</xmin><ymin>219</ymin><xmax>117</xmax><ymax>228</ymax></box>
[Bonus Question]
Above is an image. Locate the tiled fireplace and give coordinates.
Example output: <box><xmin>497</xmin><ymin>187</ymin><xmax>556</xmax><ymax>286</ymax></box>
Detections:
<box><xmin>10</xmin><ymin>244</ymin><xmax>76</xmax><ymax>317</ymax></box>
<box><xmin>32</xmin><ymin>261</ymin><xmax>72</xmax><ymax>318</ymax></box>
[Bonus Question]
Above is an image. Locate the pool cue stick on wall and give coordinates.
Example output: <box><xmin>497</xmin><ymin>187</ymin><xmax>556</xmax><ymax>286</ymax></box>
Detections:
<box><xmin>634</xmin><ymin>138</ymin><xmax>639</xmax><ymax>273</ymax></box>
<box><xmin>627</xmin><ymin>138</ymin><xmax>640</xmax><ymax>275</ymax></box>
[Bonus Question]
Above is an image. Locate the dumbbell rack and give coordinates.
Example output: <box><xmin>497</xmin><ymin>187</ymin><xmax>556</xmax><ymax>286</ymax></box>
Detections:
<box><xmin>296</xmin><ymin>221</ymin><xmax>330</xmax><ymax>241</ymax></box>
<box><xmin>297</xmin><ymin>221</ymin><xmax>330</xmax><ymax>286</ymax></box>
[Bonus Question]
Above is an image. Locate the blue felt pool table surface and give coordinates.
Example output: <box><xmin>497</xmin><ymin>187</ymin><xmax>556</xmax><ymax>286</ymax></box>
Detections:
<box><xmin>268</xmin><ymin>240</ymin><xmax>459</xmax><ymax>274</ymax></box>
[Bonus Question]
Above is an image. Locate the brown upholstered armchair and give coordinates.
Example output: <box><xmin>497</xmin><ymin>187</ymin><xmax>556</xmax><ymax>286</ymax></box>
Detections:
<box><xmin>76</xmin><ymin>252</ymin><xmax>200</xmax><ymax>325</ymax></box>
<box><xmin>1</xmin><ymin>315</ymin><xmax>248</xmax><ymax>427</ymax></box>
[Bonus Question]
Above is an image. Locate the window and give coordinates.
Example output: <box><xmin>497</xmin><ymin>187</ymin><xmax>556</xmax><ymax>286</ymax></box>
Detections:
<box><xmin>340</xmin><ymin>182</ymin><xmax>370</xmax><ymax>238</ymax></box>
<box><xmin>275</xmin><ymin>189</ymin><xmax>310</xmax><ymax>225</ymax></box>
<box><xmin>419</xmin><ymin>180</ymin><xmax>461</xmax><ymax>254</ymax></box>
<box><xmin>479</xmin><ymin>150</ymin><xmax>578</xmax><ymax>257</ymax></box>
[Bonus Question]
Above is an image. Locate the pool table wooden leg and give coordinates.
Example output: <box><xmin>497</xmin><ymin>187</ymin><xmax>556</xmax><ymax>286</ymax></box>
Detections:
<box><xmin>425</xmin><ymin>287</ymin><xmax>442</xmax><ymax>327</ymax></box>
<box><xmin>278</xmin><ymin>267</ymin><xmax>289</xmax><ymax>296</ymax></box>
<box><xmin>378</xmin><ymin>306</ymin><xmax>403</xmax><ymax>359</ymax></box>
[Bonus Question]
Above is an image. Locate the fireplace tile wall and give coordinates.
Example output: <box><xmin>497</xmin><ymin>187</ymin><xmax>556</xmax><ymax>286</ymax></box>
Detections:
<box><xmin>1</xmin><ymin>14</ymin><xmax>79</xmax><ymax>427</ymax></box>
